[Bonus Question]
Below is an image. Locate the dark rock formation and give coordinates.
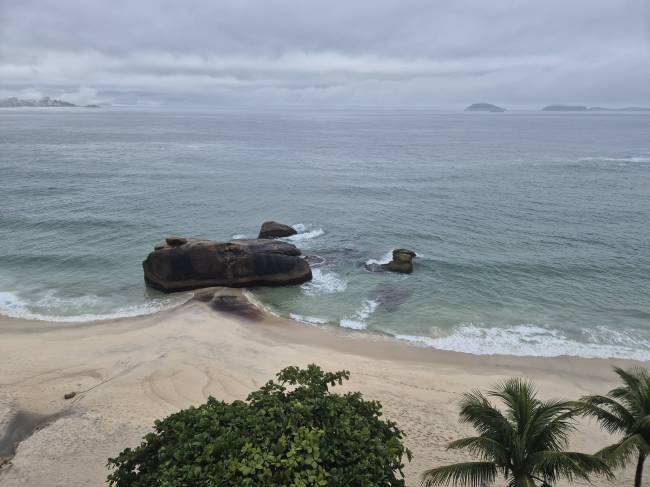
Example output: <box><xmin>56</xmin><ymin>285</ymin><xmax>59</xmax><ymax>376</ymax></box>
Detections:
<box><xmin>541</xmin><ymin>105</ymin><xmax>587</xmax><ymax>111</ymax></box>
<box><xmin>0</xmin><ymin>96</ymin><xmax>76</xmax><ymax>108</ymax></box>
<box><xmin>258</xmin><ymin>221</ymin><xmax>297</xmax><ymax>239</ymax></box>
<box><xmin>465</xmin><ymin>103</ymin><xmax>506</xmax><ymax>112</ymax></box>
<box><xmin>165</xmin><ymin>236</ymin><xmax>187</xmax><ymax>247</ymax></box>
<box><xmin>193</xmin><ymin>289</ymin><xmax>264</xmax><ymax>321</ymax></box>
<box><xmin>383</xmin><ymin>249</ymin><xmax>417</xmax><ymax>274</ymax></box>
<box><xmin>143</xmin><ymin>237</ymin><xmax>312</xmax><ymax>292</ymax></box>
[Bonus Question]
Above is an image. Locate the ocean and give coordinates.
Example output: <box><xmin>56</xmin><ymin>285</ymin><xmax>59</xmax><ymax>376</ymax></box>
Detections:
<box><xmin>1</xmin><ymin>107</ymin><xmax>649</xmax><ymax>360</ymax></box>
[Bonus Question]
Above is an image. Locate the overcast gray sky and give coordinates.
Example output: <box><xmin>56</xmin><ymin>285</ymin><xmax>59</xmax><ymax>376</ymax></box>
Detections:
<box><xmin>1</xmin><ymin>0</ymin><xmax>649</xmax><ymax>108</ymax></box>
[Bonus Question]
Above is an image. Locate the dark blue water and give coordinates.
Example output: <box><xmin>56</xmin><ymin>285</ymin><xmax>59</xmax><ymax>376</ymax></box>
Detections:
<box><xmin>1</xmin><ymin>107</ymin><xmax>649</xmax><ymax>359</ymax></box>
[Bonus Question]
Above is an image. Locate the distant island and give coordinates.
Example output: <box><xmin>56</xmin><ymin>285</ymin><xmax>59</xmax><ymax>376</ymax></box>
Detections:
<box><xmin>542</xmin><ymin>104</ymin><xmax>650</xmax><ymax>112</ymax></box>
<box><xmin>465</xmin><ymin>103</ymin><xmax>506</xmax><ymax>112</ymax></box>
<box><xmin>0</xmin><ymin>96</ymin><xmax>100</xmax><ymax>108</ymax></box>
<box><xmin>542</xmin><ymin>105</ymin><xmax>587</xmax><ymax>111</ymax></box>
<box><xmin>588</xmin><ymin>106</ymin><xmax>650</xmax><ymax>112</ymax></box>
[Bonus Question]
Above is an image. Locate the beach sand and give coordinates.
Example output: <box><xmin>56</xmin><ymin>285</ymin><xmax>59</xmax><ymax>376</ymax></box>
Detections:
<box><xmin>0</xmin><ymin>288</ymin><xmax>638</xmax><ymax>486</ymax></box>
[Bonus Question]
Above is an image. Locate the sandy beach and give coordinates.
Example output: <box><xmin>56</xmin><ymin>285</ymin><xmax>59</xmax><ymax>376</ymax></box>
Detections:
<box><xmin>0</xmin><ymin>288</ymin><xmax>639</xmax><ymax>486</ymax></box>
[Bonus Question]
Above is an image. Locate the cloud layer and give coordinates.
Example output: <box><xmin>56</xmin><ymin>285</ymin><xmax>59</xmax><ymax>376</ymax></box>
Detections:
<box><xmin>1</xmin><ymin>0</ymin><xmax>649</xmax><ymax>107</ymax></box>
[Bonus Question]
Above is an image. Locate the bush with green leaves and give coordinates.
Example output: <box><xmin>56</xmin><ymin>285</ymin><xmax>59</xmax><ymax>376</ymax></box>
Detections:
<box><xmin>107</xmin><ymin>364</ymin><xmax>411</xmax><ymax>486</ymax></box>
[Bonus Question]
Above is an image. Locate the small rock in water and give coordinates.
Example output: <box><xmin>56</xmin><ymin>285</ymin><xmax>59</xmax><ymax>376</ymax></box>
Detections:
<box><xmin>165</xmin><ymin>236</ymin><xmax>188</xmax><ymax>247</ymax></box>
<box><xmin>258</xmin><ymin>221</ymin><xmax>297</xmax><ymax>239</ymax></box>
<box><xmin>384</xmin><ymin>249</ymin><xmax>417</xmax><ymax>274</ymax></box>
<box><xmin>63</xmin><ymin>392</ymin><xmax>77</xmax><ymax>400</ymax></box>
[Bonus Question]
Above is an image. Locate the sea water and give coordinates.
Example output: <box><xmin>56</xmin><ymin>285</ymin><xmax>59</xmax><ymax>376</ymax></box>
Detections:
<box><xmin>1</xmin><ymin>107</ymin><xmax>649</xmax><ymax>359</ymax></box>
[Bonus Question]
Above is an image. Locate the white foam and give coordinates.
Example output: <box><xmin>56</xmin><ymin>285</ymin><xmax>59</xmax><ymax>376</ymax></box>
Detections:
<box><xmin>301</xmin><ymin>269</ymin><xmax>347</xmax><ymax>296</ymax></box>
<box><xmin>340</xmin><ymin>318</ymin><xmax>367</xmax><ymax>330</ymax></box>
<box><xmin>365</xmin><ymin>250</ymin><xmax>393</xmax><ymax>266</ymax></box>
<box><xmin>577</xmin><ymin>154</ymin><xmax>650</xmax><ymax>164</ymax></box>
<box><xmin>231</xmin><ymin>233</ymin><xmax>248</xmax><ymax>239</ymax></box>
<box><xmin>0</xmin><ymin>290</ymin><xmax>192</xmax><ymax>323</ymax></box>
<box><xmin>283</xmin><ymin>223</ymin><xmax>325</xmax><ymax>243</ymax></box>
<box><xmin>340</xmin><ymin>300</ymin><xmax>379</xmax><ymax>331</ymax></box>
<box><xmin>289</xmin><ymin>313</ymin><xmax>328</xmax><ymax>325</ymax></box>
<box><xmin>394</xmin><ymin>323</ymin><xmax>650</xmax><ymax>361</ymax></box>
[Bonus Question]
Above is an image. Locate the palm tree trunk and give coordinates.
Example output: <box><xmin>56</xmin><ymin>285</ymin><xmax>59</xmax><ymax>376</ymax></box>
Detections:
<box><xmin>636</xmin><ymin>452</ymin><xmax>646</xmax><ymax>487</ymax></box>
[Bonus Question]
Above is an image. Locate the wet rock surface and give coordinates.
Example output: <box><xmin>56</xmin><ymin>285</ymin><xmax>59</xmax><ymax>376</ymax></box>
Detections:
<box><xmin>257</xmin><ymin>221</ymin><xmax>297</xmax><ymax>239</ymax></box>
<box><xmin>143</xmin><ymin>237</ymin><xmax>312</xmax><ymax>292</ymax></box>
<box><xmin>384</xmin><ymin>249</ymin><xmax>417</xmax><ymax>274</ymax></box>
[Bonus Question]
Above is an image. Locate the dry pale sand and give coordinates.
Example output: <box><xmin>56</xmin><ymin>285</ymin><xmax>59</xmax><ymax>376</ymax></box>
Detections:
<box><xmin>0</xmin><ymin>288</ymin><xmax>639</xmax><ymax>486</ymax></box>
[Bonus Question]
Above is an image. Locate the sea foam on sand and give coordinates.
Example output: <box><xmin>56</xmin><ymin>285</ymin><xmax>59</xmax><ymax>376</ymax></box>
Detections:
<box><xmin>395</xmin><ymin>323</ymin><xmax>650</xmax><ymax>361</ymax></box>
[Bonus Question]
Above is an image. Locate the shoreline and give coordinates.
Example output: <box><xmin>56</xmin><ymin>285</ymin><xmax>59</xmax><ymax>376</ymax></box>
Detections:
<box><xmin>2</xmin><ymin>286</ymin><xmax>647</xmax><ymax>362</ymax></box>
<box><xmin>0</xmin><ymin>288</ymin><xmax>639</xmax><ymax>485</ymax></box>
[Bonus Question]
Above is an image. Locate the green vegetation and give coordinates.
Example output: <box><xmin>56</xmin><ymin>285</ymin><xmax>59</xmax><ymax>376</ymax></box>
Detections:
<box><xmin>421</xmin><ymin>378</ymin><xmax>611</xmax><ymax>487</ymax></box>
<box><xmin>579</xmin><ymin>367</ymin><xmax>650</xmax><ymax>487</ymax></box>
<box><xmin>107</xmin><ymin>364</ymin><xmax>411</xmax><ymax>486</ymax></box>
<box><xmin>107</xmin><ymin>365</ymin><xmax>650</xmax><ymax>486</ymax></box>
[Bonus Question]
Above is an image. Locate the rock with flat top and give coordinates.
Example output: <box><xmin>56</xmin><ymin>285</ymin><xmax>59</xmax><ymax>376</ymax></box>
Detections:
<box><xmin>258</xmin><ymin>221</ymin><xmax>297</xmax><ymax>239</ymax></box>
<box><xmin>143</xmin><ymin>238</ymin><xmax>312</xmax><ymax>292</ymax></box>
<box><xmin>383</xmin><ymin>249</ymin><xmax>417</xmax><ymax>274</ymax></box>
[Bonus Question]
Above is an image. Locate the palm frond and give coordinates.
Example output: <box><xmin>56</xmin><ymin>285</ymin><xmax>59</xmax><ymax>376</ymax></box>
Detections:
<box><xmin>447</xmin><ymin>436</ymin><xmax>507</xmax><ymax>463</ymax></box>
<box><xmin>530</xmin><ymin>450</ymin><xmax>612</xmax><ymax>484</ymax></box>
<box><xmin>578</xmin><ymin>396</ymin><xmax>632</xmax><ymax>434</ymax></box>
<box><xmin>597</xmin><ymin>433</ymin><xmax>645</xmax><ymax>469</ymax></box>
<box><xmin>527</xmin><ymin>400</ymin><xmax>577</xmax><ymax>452</ymax></box>
<box><xmin>506</xmin><ymin>476</ymin><xmax>539</xmax><ymax>487</ymax></box>
<box><xmin>613</xmin><ymin>367</ymin><xmax>646</xmax><ymax>391</ymax></box>
<box><xmin>458</xmin><ymin>391</ymin><xmax>513</xmax><ymax>442</ymax></box>
<box><xmin>488</xmin><ymin>378</ymin><xmax>538</xmax><ymax>427</ymax></box>
<box><xmin>421</xmin><ymin>462</ymin><xmax>497</xmax><ymax>487</ymax></box>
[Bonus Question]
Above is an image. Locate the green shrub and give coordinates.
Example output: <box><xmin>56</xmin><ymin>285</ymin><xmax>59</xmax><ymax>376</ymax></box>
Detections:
<box><xmin>107</xmin><ymin>364</ymin><xmax>411</xmax><ymax>486</ymax></box>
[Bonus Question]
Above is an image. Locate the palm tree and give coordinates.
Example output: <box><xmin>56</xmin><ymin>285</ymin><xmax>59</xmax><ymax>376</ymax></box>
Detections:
<box><xmin>579</xmin><ymin>366</ymin><xmax>650</xmax><ymax>487</ymax></box>
<box><xmin>421</xmin><ymin>378</ymin><xmax>611</xmax><ymax>487</ymax></box>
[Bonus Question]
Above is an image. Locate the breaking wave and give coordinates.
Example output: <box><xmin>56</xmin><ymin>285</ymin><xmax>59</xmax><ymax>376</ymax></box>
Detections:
<box><xmin>393</xmin><ymin>323</ymin><xmax>650</xmax><ymax>361</ymax></box>
<box><xmin>340</xmin><ymin>300</ymin><xmax>379</xmax><ymax>330</ymax></box>
<box><xmin>289</xmin><ymin>313</ymin><xmax>328</xmax><ymax>325</ymax></box>
<box><xmin>284</xmin><ymin>223</ymin><xmax>325</xmax><ymax>243</ymax></box>
<box><xmin>301</xmin><ymin>269</ymin><xmax>347</xmax><ymax>296</ymax></box>
<box><xmin>365</xmin><ymin>250</ymin><xmax>393</xmax><ymax>266</ymax></box>
<box><xmin>0</xmin><ymin>290</ymin><xmax>192</xmax><ymax>323</ymax></box>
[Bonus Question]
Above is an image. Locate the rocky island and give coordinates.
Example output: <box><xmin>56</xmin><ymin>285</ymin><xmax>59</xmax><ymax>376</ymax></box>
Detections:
<box><xmin>143</xmin><ymin>236</ymin><xmax>312</xmax><ymax>292</ymax></box>
<box><xmin>542</xmin><ymin>105</ymin><xmax>650</xmax><ymax>112</ymax></box>
<box><xmin>464</xmin><ymin>103</ymin><xmax>506</xmax><ymax>112</ymax></box>
<box><xmin>0</xmin><ymin>96</ymin><xmax>99</xmax><ymax>108</ymax></box>
<box><xmin>588</xmin><ymin>106</ymin><xmax>650</xmax><ymax>112</ymax></box>
<box><xmin>542</xmin><ymin>105</ymin><xmax>588</xmax><ymax>111</ymax></box>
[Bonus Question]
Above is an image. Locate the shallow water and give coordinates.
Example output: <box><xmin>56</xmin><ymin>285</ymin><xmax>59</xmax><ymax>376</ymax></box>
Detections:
<box><xmin>1</xmin><ymin>107</ymin><xmax>649</xmax><ymax>359</ymax></box>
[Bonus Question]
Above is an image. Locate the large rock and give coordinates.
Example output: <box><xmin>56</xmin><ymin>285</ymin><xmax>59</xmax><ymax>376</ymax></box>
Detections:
<box><xmin>383</xmin><ymin>249</ymin><xmax>417</xmax><ymax>274</ymax></box>
<box><xmin>258</xmin><ymin>221</ymin><xmax>297</xmax><ymax>239</ymax></box>
<box><xmin>143</xmin><ymin>237</ymin><xmax>312</xmax><ymax>292</ymax></box>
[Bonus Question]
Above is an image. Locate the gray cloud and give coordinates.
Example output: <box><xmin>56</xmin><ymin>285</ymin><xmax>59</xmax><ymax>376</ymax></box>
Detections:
<box><xmin>1</xmin><ymin>0</ymin><xmax>649</xmax><ymax>107</ymax></box>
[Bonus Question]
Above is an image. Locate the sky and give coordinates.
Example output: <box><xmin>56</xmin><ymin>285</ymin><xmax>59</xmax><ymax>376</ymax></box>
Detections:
<box><xmin>0</xmin><ymin>0</ymin><xmax>649</xmax><ymax>108</ymax></box>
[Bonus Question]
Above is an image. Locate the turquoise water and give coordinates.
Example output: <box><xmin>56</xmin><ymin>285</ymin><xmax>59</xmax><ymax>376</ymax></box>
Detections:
<box><xmin>1</xmin><ymin>107</ymin><xmax>649</xmax><ymax>359</ymax></box>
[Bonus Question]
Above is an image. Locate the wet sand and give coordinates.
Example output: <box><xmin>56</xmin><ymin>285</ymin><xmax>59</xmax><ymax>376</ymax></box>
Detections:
<box><xmin>0</xmin><ymin>288</ymin><xmax>638</xmax><ymax>486</ymax></box>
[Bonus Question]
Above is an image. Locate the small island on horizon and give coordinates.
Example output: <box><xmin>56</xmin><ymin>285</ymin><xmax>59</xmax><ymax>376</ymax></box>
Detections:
<box><xmin>542</xmin><ymin>104</ymin><xmax>650</xmax><ymax>112</ymax></box>
<box><xmin>0</xmin><ymin>96</ymin><xmax>100</xmax><ymax>108</ymax></box>
<box><xmin>464</xmin><ymin>103</ymin><xmax>506</xmax><ymax>112</ymax></box>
